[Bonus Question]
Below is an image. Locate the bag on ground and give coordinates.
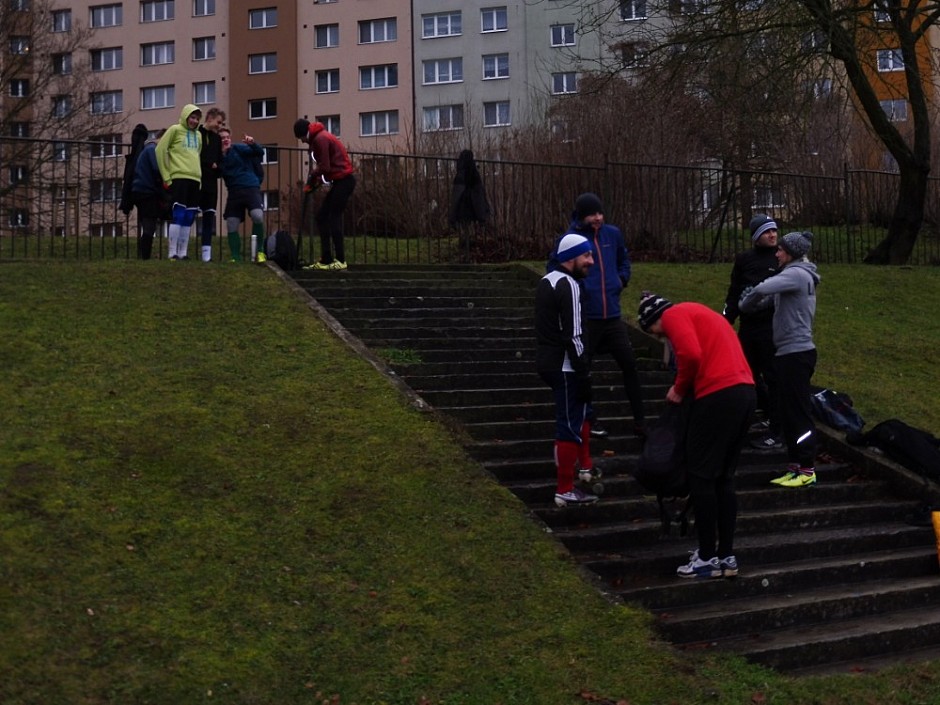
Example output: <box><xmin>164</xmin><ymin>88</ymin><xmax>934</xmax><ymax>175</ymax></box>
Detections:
<box><xmin>266</xmin><ymin>230</ymin><xmax>299</xmax><ymax>270</ymax></box>
<box><xmin>846</xmin><ymin>418</ymin><xmax>940</xmax><ymax>483</ymax></box>
<box><xmin>633</xmin><ymin>401</ymin><xmax>691</xmax><ymax>535</ymax></box>
<box><xmin>810</xmin><ymin>387</ymin><xmax>865</xmax><ymax>434</ymax></box>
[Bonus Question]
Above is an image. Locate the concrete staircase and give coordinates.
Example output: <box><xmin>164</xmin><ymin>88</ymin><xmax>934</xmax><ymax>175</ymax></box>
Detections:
<box><xmin>288</xmin><ymin>263</ymin><xmax>940</xmax><ymax>675</ymax></box>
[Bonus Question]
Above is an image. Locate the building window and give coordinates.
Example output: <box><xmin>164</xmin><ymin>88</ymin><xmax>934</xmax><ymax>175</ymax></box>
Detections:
<box><xmin>316</xmin><ymin>24</ymin><xmax>339</xmax><ymax>48</ymax></box>
<box><xmin>53</xmin><ymin>53</ymin><xmax>72</xmax><ymax>75</ymax></box>
<box><xmin>9</xmin><ymin>79</ymin><xmax>29</xmax><ymax>98</ymax></box>
<box><xmin>10</xmin><ymin>37</ymin><xmax>29</xmax><ymax>54</ymax></box>
<box><xmin>620</xmin><ymin>0</ymin><xmax>647</xmax><ymax>20</ymax></box>
<box><xmin>423</xmin><ymin>58</ymin><xmax>463</xmax><ymax>84</ymax></box>
<box><xmin>90</xmin><ymin>178</ymin><xmax>122</xmax><ymax>202</ymax></box>
<box><xmin>9</xmin><ymin>122</ymin><xmax>30</xmax><ymax>137</ymax></box>
<box><xmin>551</xmin><ymin>72</ymin><xmax>578</xmax><ymax>94</ymax></box>
<box><xmin>194</xmin><ymin>0</ymin><xmax>215</xmax><ymax>16</ymax></box>
<box><xmin>193</xmin><ymin>37</ymin><xmax>215</xmax><ymax>61</ymax></box>
<box><xmin>877</xmin><ymin>48</ymin><xmax>904</xmax><ymax>71</ymax></box>
<box><xmin>483</xmin><ymin>54</ymin><xmax>509</xmax><ymax>80</ymax></box>
<box><xmin>90</xmin><ymin>134</ymin><xmax>122</xmax><ymax>158</ymax></box>
<box><xmin>9</xmin><ymin>209</ymin><xmax>29</xmax><ymax>228</ymax></box>
<box><xmin>551</xmin><ymin>24</ymin><xmax>574</xmax><ymax>47</ymax></box>
<box><xmin>316</xmin><ymin>115</ymin><xmax>341</xmax><ymax>136</ymax></box>
<box><xmin>140</xmin><ymin>43</ymin><xmax>172</xmax><ymax>67</ymax></box>
<box><xmin>621</xmin><ymin>42</ymin><xmax>648</xmax><ymax>68</ymax></box>
<box><xmin>874</xmin><ymin>0</ymin><xmax>891</xmax><ymax>22</ymax></box>
<box><xmin>90</xmin><ymin>4</ymin><xmax>122</xmax><ymax>28</ymax></box>
<box><xmin>423</xmin><ymin>11</ymin><xmax>461</xmax><ymax>38</ymax></box>
<box><xmin>808</xmin><ymin>78</ymin><xmax>832</xmax><ymax>99</ymax></box>
<box><xmin>249</xmin><ymin>7</ymin><xmax>277</xmax><ymax>29</ymax></box>
<box><xmin>481</xmin><ymin>7</ymin><xmax>508</xmax><ymax>32</ymax></box>
<box><xmin>262</xmin><ymin>191</ymin><xmax>280</xmax><ymax>210</ymax></box>
<box><xmin>9</xmin><ymin>166</ymin><xmax>29</xmax><ymax>186</ymax></box>
<box><xmin>193</xmin><ymin>81</ymin><xmax>216</xmax><ymax>104</ymax></box>
<box><xmin>53</xmin><ymin>142</ymin><xmax>69</xmax><ymax>161</ymax></box>
<box><xmin>316</xmin><ymin>69</ymin><xmax>340</xmax><ymax>94</ymax></box>
<box><xmin>360</xmin><ymin>110</ymin><xmax>399</xmax><ymax>136</ymax></box>
<box><xmin>753</xmin><ymin>185</ymin><xmax>784</xmax><ymax>209</ymax></box>
<box><xmin>359</xmin><ymin>18</ymin><xmax>397</xmax><ymax>43</ymax></box>
<box><xmin>91</xmin><ymin>90</ymin><xmax>123</xmax><ymax>114</ymax></box>
<box><xmin>249</xmin><ymin>53</ymin><xmax>277</xmax><ymax>74</ymax></box>
<box><xmin>261</xmin><ymin>146</ymin><xmax>278</xmax><ymax>165</ymax></box>
<box><xmin>141</xmin><ymin>85</ymin><xmax>174</xmax><ymax>110</ymax></box>
<box><xmin>52</xmin><ymin>9</ymin><xmax>72</xmax><ymax>32</ymax></box>
<box><xmin>249</xmin><ymin>98</ymin><xmax>277</xmax><ymax>119</ymax></box>
<box><xmin>141</xmin><ymin>1</ymin><xmax>174</xmax><ymax>22</ymax></box>
<box><xmin>423</xmin><ymin>105</ymin><xmax>464</xmax><ymax>132</ymax></box>
<box><xmin>881</xmin><ymin>99</ymin><xmax>908</xmax><ymax>121</ymax></box>
<box><xmin>91</xmin><ymin>223</ymin><xmax>123</xmax><ymax>238</ymax></box>
<box><xmin>483</xmin><ymin>101</ymin><xmax>510</xmax><ymax>127</ymax></box>
<box><xmin>91</xmin><ymin>47</ymin><xmax>123</xmax><ymax>71</ymax></box>
<box><xmin>52</xmin><ymin>96</ymin><xmax>73</xmax><ymax>118</ymax></box>
<box><xmin>359</xmin><ymin>64</ymin><xmax>398</xmax><ymax>90</ymax></box>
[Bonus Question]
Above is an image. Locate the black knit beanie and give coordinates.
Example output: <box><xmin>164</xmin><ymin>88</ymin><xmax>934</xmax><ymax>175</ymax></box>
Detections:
<box><xmin>573</xmin><ymin>192</ymin><xmax>604</xmax><ymax>221</ymax></box>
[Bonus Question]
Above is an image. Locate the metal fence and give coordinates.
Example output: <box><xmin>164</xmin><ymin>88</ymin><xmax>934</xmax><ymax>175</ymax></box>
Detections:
<box><xmin>2</xmin><ymin>135</ymin><xmax>939</xmax><ymax>264</ymax></box>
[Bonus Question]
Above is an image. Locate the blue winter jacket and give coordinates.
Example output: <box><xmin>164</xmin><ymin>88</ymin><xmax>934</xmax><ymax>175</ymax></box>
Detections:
<box><xmin>547</xmin><ymin>219</ymin><xmax>632</xmax><ymax>320</ymax></box>
<box><xmin>131</xmin><ymin>142</ymin><xmax>163</xmax><ymax>197</ymax></box>
<box><xmin>220</xmin><ymin>142</ymin><xmax>264</xmax><ymax>191</ymax></box>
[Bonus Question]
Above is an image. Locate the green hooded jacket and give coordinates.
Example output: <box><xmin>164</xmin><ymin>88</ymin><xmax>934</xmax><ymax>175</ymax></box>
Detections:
<box><xmin>155</xmin><ymin>104</ymin><xmax>203</xmax><ymax>185</ymax></box>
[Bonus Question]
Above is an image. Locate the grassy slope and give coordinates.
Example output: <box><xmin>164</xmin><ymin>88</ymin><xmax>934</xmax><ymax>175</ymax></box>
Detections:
<box><xmin>1</xmin><ymin>261</ymin><xmax>939</xmax><ymax>705</ymax></box>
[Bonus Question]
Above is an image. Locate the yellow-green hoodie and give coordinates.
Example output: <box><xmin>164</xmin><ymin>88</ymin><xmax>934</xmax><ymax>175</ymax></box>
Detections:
<box><xmin>155</xmin><ymin>104</ymin><xmax>203</xmax><ymax>185</ymax></box>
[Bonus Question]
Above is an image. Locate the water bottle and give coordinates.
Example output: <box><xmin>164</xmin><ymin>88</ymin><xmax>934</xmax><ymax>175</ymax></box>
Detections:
<box><xmin>251</xmin><ymin>234</ymin><xmax>257</xmax><ymax>261</ymax></box>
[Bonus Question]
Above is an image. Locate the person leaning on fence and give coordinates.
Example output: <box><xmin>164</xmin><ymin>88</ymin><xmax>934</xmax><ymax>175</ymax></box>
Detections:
<box><xmin>293</xmin><ymin>118</ymin><xmax>356</xmax><ymax>271</ymax></box>
<box><xmin>739</xmin><ymin>231</ymin><xmax>820</xmax><ymax>488</ymax></box>
<box><xmin>638</xmin><ymin>293</ymin><xmax>756</xmax><ymax>579</ymax></box>
<box><xmin>723</xmin><ymin>214</ymin><xmax>782</xmax><ymax>450</ymax></box>
<box><xmin>535</xmin><ymin>234</ymin><xmax>601</xmax><ymax>508</ymax></box>
<box><xmin>449</xmin><ymin>149</ymin><xmax>491</xmax><ymax>256</ymax></box>
<box><xmin>156</xmin><ymin>104</ymin><xmax>204</xmax><ymax>260</ymax></box>
<box><xmin>127</xmin><ymin>128</ymin><xmax>169</xmax><ymax>261</ymax></box>
<box><xmin>546</xmin><ymin>192</ymin><xmax>647</xmax><ymax>440</ymax></box>
<box><xmin>197</xmin><ymin>107</ymin><xmax>226</xmax><ymax>262</ymax></box>
<box><xmin>218</xmin><ymin>127</ymin><xmax>267</xmax><ymax>263</ymax></box>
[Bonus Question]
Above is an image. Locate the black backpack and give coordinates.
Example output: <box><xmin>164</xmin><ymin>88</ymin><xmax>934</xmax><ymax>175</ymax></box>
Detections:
<box><xmin>265</xmin><ymin>230</ymin><xmax>298</xmax><ymax>270</ymax></box>
<box><xmin>846</xmin><ymin>419</ymin><xmax>940</xmax><ymax>483</ymax></box>
<box><xmin>633</xmin><ymin>401</ymin><xmax>692</xmax><ymax>535</ymax></box>
<box><xmin>810</xmin><ymin>387</ymin><xmax>865</xmax><ymax>434</ymax></box>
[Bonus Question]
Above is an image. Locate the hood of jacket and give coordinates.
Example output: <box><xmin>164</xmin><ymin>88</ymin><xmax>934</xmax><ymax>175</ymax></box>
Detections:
<box><xmin>178</xmin><ymin>103</ymin><xmax>202</xmax><ymax>128</ymax></box>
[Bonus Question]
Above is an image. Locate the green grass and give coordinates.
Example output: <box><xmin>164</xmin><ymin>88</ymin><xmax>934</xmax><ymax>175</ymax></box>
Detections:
<box><xmin>3</xmin><ymin>260</ymin><xmax>940</xmax><ymax>705</ymax></box>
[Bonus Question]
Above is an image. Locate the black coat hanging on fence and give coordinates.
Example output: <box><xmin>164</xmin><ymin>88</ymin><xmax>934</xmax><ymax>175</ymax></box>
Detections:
<box><xmin>448</xmin><ymin>149</ymin><xmax>491</xmax><ymax>227</ymax></box>
<box><xmin>119</xmin><ymin>123</ymin><xmax>150</xmax><ymax>215</ymax></box>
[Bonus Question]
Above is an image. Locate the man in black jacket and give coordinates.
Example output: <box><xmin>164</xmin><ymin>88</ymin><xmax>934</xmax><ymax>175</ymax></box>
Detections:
<box><xmin>723</xmin><ymin>214</ymin><xmax>782</xmax><ymax>449</ymax></box>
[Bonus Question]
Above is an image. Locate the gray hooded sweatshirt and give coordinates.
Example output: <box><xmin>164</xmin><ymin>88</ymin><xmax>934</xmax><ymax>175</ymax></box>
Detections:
<box><xmin>739</xmin><ymin>260</ymin><xmax>819</xmax><ymax>356</ymax></box>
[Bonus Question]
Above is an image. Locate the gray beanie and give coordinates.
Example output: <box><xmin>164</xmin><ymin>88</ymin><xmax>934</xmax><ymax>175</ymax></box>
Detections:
<box><xmin>749</xmin><ymin>214</ymin><xmax>778</xmax><ymax>243</ymax></box>
<box><xmin>779</xmin><ymin>231</ymin><xmax>814</xmax><ymax>259</ymax></box>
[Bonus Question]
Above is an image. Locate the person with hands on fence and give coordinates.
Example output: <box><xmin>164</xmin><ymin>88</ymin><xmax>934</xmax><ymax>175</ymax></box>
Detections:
<box><xmin>536</xmin><ymin>234</ymin><xmax>601</xmax><ymax>508</ymax></box>
<box><xmin>739</xmin><ymin>230</ymin><xmax>820</xmax><ymax>488</ymax></box>
<box><xmin>638</xmin><ymin>293</ymin><xmax>756</xmax><ymax>578</ymax></box>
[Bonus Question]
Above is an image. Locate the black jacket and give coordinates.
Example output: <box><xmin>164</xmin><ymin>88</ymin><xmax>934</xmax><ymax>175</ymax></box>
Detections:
<box><xmin>119</xmin><ymin>123</ymin><xmax>149</xmax><ymax>215</ymax></box>
<box><xmin>449</xmin><ymin>150</ymin><xmax>491</xmax><ymax>226</ymax></box>
<box><xmin>723</xmin><ymin>244</ymin><xmax>779</xmax><ymax>335</ymax></box>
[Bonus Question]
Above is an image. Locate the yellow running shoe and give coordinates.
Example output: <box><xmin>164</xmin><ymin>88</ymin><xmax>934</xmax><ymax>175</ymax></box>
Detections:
<box><xmin>779</xmin><ymin>470</ymin><xmax>817</xmax><ymax>488</ymax></box>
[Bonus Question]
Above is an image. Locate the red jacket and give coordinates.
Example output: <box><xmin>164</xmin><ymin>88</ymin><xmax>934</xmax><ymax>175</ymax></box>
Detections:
<box><xmin>660</xmin><ymin>302</ymin><xmax>754</xmax><ymax>400</ymax></box>
<box><xmin>307</xmin><ymin>122</ymin><xmax>354</xmax><ymax>182</ymax></box>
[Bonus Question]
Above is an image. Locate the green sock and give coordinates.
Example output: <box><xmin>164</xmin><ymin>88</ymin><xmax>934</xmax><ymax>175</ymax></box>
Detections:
<box><xmin>227</xmin><ymin>232</ymin><xmax>242</xmax><ymax>261</ymax></box>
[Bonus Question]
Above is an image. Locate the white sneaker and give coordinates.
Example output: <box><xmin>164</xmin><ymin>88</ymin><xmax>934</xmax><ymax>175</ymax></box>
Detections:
<box><xmin>677</xmin><ymin>549</ymin><xmax>721</xmax><ymax>579</ymax></box>
<box><xmin>554</xmin><ymin>488</ymin><xmax>599</xmax><ymax>507</ymax></box>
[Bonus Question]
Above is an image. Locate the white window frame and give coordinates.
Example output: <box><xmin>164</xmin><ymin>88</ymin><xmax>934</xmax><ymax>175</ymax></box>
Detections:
<box><xmin>141</xmin><ymin>86</ymin><xmax>173</xmax><ymax>110</ymax></box>
<box><xmin>53</xmin><ymin>53</ymin><xmax>73</xmax><ymax>75</ymax></box>
<box><xmin>482</xmin><ymin>54</ymin><xmax>509</xmax><ymax>80</ymax></box>
<box><xmin>881</xmin><ymin>99</ymin><xmax>908</xmax><ymax>121</ymax></box>
<box><xmin>551</xmin><ymin>72</ymin><xmax>578</xmax><ymax>94</ymax></box>
<box><xmin>52</xmin><ymin>9</ymin><xmax>72</xmax><ymax>32</ymax></box>
<box><xmin>9</xmin><ymin>209</ymin><xmax>29</xmax><ymax>228</ymax></box>
<box><xmin>9</xmin><ymin>80</ymin><xmax>29</xmax><ymax>98</ymax></box>
<box><xmin>316</xmin><ymin>115</ymin><xmax>341</xmax><ymax>136</ymax></box>
<box><xmin>249</xmin><ymin>7</ymin><xmax>277</xmax><ymax>29</ymax></box>
<box><xmin>360</xmin><ymin>110</ymin><xmax>400</xmax><ymax>137</ymax></box>
<box><xmin>620</xmin><ymin>0</ymin><xmax>647</xmax><ymax>20</ymax></box>
<box><xmin>551</xmin><ymin>24</ymin><xmax>575</xmax><ymax>47</ymax></box>
<box><xmin>316</xmin><ymin>69</ymin><xmax>340</xmax><ymax>94</ymax></box>
<box><xmin>423</xmin><ymin>11</ymin><xmax>461</xmax><ymax>38</ymax></box>
<box><xmin>90</xmin><ymin>134</ymin><xmax>122</xmax><ymax>158</ymax></box>
<box><xmin>249</xmin><ymin>53</ymin><xmax>277</xmax><ymax>74</ymax></box>
<box><xmin>359</xmin><ymin>18</ymin><xmax>397</xmax><ymax>44</ymax></box>
<box><xmin>359</xmin><ymin>64</ymin><xmax>399</xmax><ymax>90</ymax></box>
<box><xmin>141</xmin><ymin>1</ymin><xmax>174</xmax><ymax>23</ymax></box>
<box><xmin>261</xmin><ymin>191</ymin><xmax>279</xmax><ymax>210</ymax></box>
<box><xmin>9</xmin><ymin>165</ymin><xmax>29</xmax><ymax>185</ymax></box>
<box><xmin>193</xmin><ymin>36</ymin><xmax>215</xmax><ymax>61</ymax></box>
<box><xmin>90</xmin><ymin>4</ymin><xmax>122</xmax><ymax>28</ymax></box>
<box><xmin>249</xmin><ymin>98</ymin><xmax>277</xmax><ymax>120</ymax></box>
<box><xmin>193</xmin><ymin>81</ymin><xmax>216</xmax><ymax>104</ymax></box>
<box><xmin>481</xmin><ymin>7</ymin><xmax>508</xmax><ymax>33</ymax></box>
<box><xmin>193</xmin><ymin>0</ymin><xmax>215</xmax><ymax>16</ymax></box>
<box><xmin>423</xmin><ymin>58</ymin><xmax>463</xmax><ymax>85</ymax></box>
<box><xmin>423</xmin><ymin>105</ymin><xmax>465</xmax><ymax>132</ymax></box>
<box><xmin>483</xmin><ymin>101</ymin><xmax>510</xmax><ymax>127</ymax></box>
<box><xmin>315</xmin><ymin>24</ymin><xmax>339</xmax><ymax>48</ymax></box>
<box><xmin>140</xmin><ymin>43</ymin><xmax>172</xmax><ymax>67</ymax></box>
<box><xmin>90</xmin><ymin>178</ymin><xmax>122</xmax><ymax>203</ymax></box>
<box><xmin>91</xmin><ymin>90</ymin><xmax>123</xmax><ymax>115</ymax></box>
<box><xmin>10</xmin><ymin>37</ymin><xmax>29</xmax><ymax>55</ymax></box>
<box><xmin>877</xmin><ymin>48</ymin><xmax>904</xmax><ymax>72</ymax></box>
<box><xmin>53</xmin><ymin>96</ymin><xmax>73</xmax><ymax>118</ymax></box>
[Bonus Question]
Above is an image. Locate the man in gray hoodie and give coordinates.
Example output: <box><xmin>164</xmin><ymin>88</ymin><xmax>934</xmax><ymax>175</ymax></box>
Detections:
<box><xmin>739</xmin><ymin>231</ymin><xmax>820</xmax><ymax>487</ymax></box>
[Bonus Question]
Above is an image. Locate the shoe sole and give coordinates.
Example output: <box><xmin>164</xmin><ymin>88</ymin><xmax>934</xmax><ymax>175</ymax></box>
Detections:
<box><xmin>780</xmin><ymin>478</ymin><xmax>817</xmax><ymax>488</ymax></box>
<box><xmin>677</xmin><ymin>569</ymin><xmax>722</xmax><ymax>579</ymax></box>
<box><xmin>554</xmin><ymin>496</ymin><xmax>599</xmax><ymax>507</ymax></box>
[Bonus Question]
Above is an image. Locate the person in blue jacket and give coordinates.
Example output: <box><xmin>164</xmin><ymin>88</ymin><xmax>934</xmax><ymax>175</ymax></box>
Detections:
<box><xmin>218</xmin><ymin>127</ymin><xmax>266</xmax><ymax>262</ymax></box>
<box><xmin>548</xmin><ymin>193</ymin><xmax>647</xmax><ymax>438</ymax></box>
<box><xmin>128</xmin><ymin>128</ymin><xmax>169</xmax><ymax>260</ymax></box>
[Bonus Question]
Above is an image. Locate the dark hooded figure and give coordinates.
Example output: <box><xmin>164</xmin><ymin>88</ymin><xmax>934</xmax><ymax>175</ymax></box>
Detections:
<box><xmin>119</xmin><ymin>123</ymin><xmax>150</xmax><ymax>216</ymax></box>
<box><xmin>449</xmin><ymin>149</ymin><xmax>491</xmax><ymax>227</ymax></box>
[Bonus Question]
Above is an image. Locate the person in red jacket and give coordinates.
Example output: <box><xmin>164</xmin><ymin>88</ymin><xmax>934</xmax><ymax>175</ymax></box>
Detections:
<box><xmin>638</xmin><ymin>293</ymin><xmax>756</xmax><ymax>579</ymax></box>
<box><xmin>293</xmin><ymin>119</ymin><xmax>356</xmax><ymax>271</ymax></box>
